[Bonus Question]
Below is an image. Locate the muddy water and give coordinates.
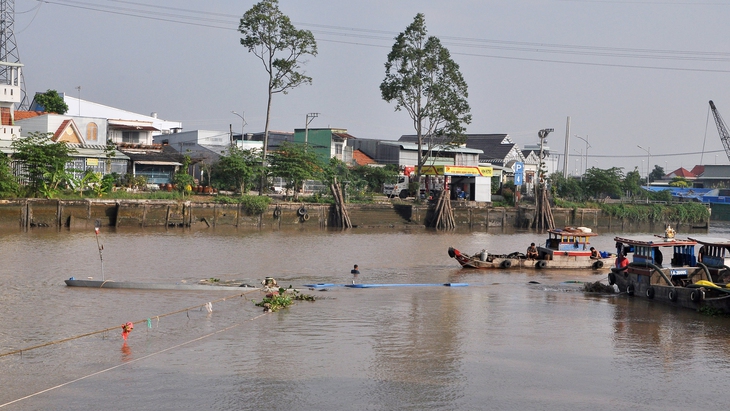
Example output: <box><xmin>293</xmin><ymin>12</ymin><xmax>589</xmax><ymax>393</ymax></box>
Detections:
<box><xmin>1</xmin><ymin>226</ymin><xmax>730</xmax><ymax>410</ymax></box>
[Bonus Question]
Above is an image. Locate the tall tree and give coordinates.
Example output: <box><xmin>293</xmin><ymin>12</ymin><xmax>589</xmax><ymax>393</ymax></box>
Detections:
<box><xmin>34</xmin><ymin>89</ymin><xmax>69</xmax><ymax>114</ymax></box>
<box><xmin>239</xmin><ymin>0</ymin><xmax>317</xmax><ymax>166</ymax></box>
<box><xmin>649</xmin><ymin>165</ymin><xmax>665</xmax><ymax>183</ymax></box>
<box><xmin>583</xmin><ymin>167</ymin><xmax>624</xmax><ymax>199</ymax></box>
<box><xmin>268</xmin><ymin>142</ymin><xmax>321</xmax><ymax>200</ymax></box>
<box><xmin>11</xmin><ymin>132</ymin><xmax>76</xmax><ymax>198</ymax></box>
<box><xmin>380</xmin><ymin>13</ymin><xmax>471</xmax><ymax>181</ymax></box>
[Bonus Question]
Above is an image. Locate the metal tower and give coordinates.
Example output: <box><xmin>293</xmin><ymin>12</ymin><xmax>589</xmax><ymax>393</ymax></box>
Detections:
<box><xmin>0</xmin><ymin>0</ymin><xmax>28</xmax><ymax>109</ymax></box>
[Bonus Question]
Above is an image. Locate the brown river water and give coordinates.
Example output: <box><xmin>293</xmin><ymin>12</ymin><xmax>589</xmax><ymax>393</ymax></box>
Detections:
<box><xmin>2</xmin><ymin>224</ymin><xmax>730</xmax><ymax>410</ymax></box>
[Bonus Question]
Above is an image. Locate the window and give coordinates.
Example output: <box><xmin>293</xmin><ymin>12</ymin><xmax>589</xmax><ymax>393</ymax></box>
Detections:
<box><xmin>335</xmin><ymin>144</ymin><xmax>343</xmax><ymax>155</ymax></box>
<box><xmin>122</xmin><ymin>131</ymin><xmax>140</xmax><ymax>143</ymax></box>
<box><xmin>87</xmin><ymin>123</ymin><xmax>98</xmax><ymax>141</ymax></box>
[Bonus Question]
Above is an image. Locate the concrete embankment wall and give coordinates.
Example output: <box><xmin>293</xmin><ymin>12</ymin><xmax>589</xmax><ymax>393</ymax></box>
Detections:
<box><xmin>0</xmin><ymin>199</ymin><xmax>709</xmax><ymax>232</ymax></box>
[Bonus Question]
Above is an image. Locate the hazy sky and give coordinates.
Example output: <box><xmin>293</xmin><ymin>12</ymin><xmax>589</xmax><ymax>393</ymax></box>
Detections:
<box><xmin>14</xmin><ymin>0</ymin><xmax>730</xmax><ymax>176</ymax></box>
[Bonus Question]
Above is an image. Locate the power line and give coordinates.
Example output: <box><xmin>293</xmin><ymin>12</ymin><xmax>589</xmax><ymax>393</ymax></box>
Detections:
<box><xmin>34</xmin><ymin>0</ymin><xmax>730</xmax><ymax>72</ymax></box>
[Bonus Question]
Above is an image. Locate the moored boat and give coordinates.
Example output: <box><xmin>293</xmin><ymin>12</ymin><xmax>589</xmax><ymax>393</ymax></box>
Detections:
<box><xmin>448</xmin><ymin>227</ymin><xmax>613</xmax><ymax>270</ymax></box>
<box><xmin>609</xmin><ymin>227</ymin><xmax>730</xmax><ymax>313</ymax></box>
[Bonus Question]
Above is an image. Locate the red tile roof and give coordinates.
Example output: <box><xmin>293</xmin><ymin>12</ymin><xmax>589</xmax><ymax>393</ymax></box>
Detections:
<box><xmin>671</xmin><ymin>167</ymin><xmax>696</xmax><ymax>178</ymax></box>
<box><xmin>352</xmin><ymin>149</ymin><xmax>375</xmax><ymax>166</ymax></box>
<box><xmin>690</xmin><ymin>165</ymin><xmax>705</xmax><ymax>177</ymax></box>
<box><xmin>14</xmin><ymin>111</ymin><xmax>46</xmax><ymax>120</ymax></box>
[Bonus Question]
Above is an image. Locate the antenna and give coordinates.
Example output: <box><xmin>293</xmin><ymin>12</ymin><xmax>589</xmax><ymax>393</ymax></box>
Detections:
<box><xmin>0</xmin><ymin>0</ymin><xmax>29</xmax><ymax>109</ymax></box>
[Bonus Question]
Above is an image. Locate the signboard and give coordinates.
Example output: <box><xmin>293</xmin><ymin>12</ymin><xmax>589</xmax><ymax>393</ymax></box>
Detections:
<box><xmin>86</xmin><ymin>158</ymin><xmax>99</xmax><ymax>166</ymax></box>
<box><xmin>420</xmin><ymin>165</ymin><xmax>493</xmax><ymax>177</ymax></box>
<box><xmin>513</xmin><ymin>162</ymin><xmax>524</xmax><ymax>186</ymax></box>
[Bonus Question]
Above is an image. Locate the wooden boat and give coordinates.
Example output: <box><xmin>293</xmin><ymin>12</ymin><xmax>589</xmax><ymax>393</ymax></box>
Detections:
<box><xmin>64</xmin><ymin>278</ymin><xmax>257</xmax><ymax>291</ymax></box>
<box><xmin>609</xmin><ymin>227</ymin><xmax>730</xmax><ymax>313</ymax></box>
<box><xmin>448</xmin><ymin>227</ymin><xmax>613</xmax><ymax>270</ymax></box>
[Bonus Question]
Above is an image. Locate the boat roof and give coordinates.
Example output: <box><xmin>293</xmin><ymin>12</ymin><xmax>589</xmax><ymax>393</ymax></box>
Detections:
<box><xmin>548</xmin><ymin>227</ymin><xmax>598</xmax><ymax>237</ymax></box>
<box><xmin>687</xmin><ymin>236</ymin><xmax>730</xmax><ymax>247</ymax></box>
<box><xmin>613</xmin><ymin>235</ymin><xmax>696</xmax><ymax>247</ymax></box>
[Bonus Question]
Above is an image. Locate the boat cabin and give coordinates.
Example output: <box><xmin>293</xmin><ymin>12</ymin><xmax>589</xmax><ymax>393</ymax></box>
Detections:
<box><xmin>614</xmin><ymin>235</ymin><xmax>697</xmax><ymax>268</ymax></box>
<box><xmin>688</xmin><ymin>237</ymin><xmax>730</xmax><ymax>269</ymax></box>
<box><xmin>542</xmin><ymin>227</ymin><xmax>597</xmax><ymax>257</ymax></box>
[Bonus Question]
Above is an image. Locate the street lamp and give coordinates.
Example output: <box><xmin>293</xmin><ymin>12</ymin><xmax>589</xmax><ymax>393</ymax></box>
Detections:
<box><xmin>231</xmin><ymin>111</ymin><xmax>247</xmax><ymax>140</ymax></box>
<box><xmin>637</xmin><ymin>145</ymin><xmax>651</xmax><ymax>185</ymax></box>
<box><xmin>575</xmin><ymin>134</ymin><xmax>591</xmax><ymax>178</ymax></box>
<box><xmin>305</xmin><ymin>112</ymin><xmax>320</xmax><ymax>144</ymax></box>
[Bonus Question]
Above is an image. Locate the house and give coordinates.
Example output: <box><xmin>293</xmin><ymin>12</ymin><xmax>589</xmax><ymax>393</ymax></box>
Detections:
<box><xmin>154</xmin><ymin>130</ymin><xmax>263</xmax><ymax>182</ymax></box>
<box><xmin>14</xmin><ymin>111</ymin><xmax>130</xmax><ymax>179</ymax></box>
<box><xmin>694</xmin><ymin>165</ymin><xmax>730</xmax><ymax>188</ymax></box>
<box><xmin>351</xmin><ymin>139</ymin><xmax>482</xmax><ymax>168</ymax></box>
<box><xmin>292</xmin><ymin>127</ymin><xmax>355</xmax><ymax>164</ymax></box>
<box><xmin>244</xmin><ymin>130</ymin><xmax>294</xmax><ymax>153</ymax></box>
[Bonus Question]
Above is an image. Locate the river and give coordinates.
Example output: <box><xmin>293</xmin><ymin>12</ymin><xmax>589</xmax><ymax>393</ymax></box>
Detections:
<box><xmin>1</xmin><ymin>225</ymin><xmax>730</xmax><ymax>410</ymax></box>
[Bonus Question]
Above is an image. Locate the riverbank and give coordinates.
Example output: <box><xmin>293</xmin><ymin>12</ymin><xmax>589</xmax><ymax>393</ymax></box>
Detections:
<box><xmin>0</xmin><ymin>198</ymin><xmax>710</xmax><ymax>233</ymax></box>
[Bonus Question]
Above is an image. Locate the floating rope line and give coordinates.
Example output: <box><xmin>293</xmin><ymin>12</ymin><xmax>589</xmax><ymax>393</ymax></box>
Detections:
<box><xmin>0</xmin><ymin>289</ymin><xmax>259</xmax><ymax>359</ymax></box>
<box><xmin>0</xmin><ymin>311</ymin><xmax>269</xmax><ymax>409</ymax></box>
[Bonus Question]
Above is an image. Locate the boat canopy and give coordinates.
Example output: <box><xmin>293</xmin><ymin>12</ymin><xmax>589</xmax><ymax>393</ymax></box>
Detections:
<box><xmin>545</xmin><ymin>228</ymin><xmax>596</xmax><ymax>252</ymax></box>
<box><xmin>614</xmin><ymin>236</ymin><xmax>696</xmax><ymax>267</ymax></box>
<box><xmin>688</xmin><ymin>236</ymin><xmax>730</xmax><ymax>268</ymax></box>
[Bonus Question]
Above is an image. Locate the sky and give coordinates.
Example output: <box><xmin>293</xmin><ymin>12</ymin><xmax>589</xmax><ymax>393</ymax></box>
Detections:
<box><xmin>12</xmin><ymin>0</ymin><xmax>730</xmax><ymax>176</ymax></box>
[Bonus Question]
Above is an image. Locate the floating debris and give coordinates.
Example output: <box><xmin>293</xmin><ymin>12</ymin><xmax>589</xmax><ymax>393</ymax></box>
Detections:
<box><xmin>583</xmin><ymin>281</ymin><xmax>616</xmax><ymax>293</ymax></box>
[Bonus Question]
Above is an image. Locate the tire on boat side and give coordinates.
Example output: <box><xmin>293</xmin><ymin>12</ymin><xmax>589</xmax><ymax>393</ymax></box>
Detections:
<box><xmin>501</xmin><ymin>259</ymin><xmax>512</xmax><ymax>269</ymax></box>
<box><xmin>535</xmin><ymin>260</ymin><xmax>547</xmax><ymax>269</ymax></box>
<box><xmin>668</xmin><ymin>289</ymin><xmax>678</xmax><ymax>302</ymax></box>
<box><xmin>592</xmin><ymin>260</ymin><xmax>604</xmax><ymax>269</ymax></box>
<box><xmin>626</xmin><ymin>284</ymin><xmax>635</xmax><ymax>296</ymax></box>
<box><xmin>646</xmin><ymin>287</ymin><xmax>655</xmax><ymax>299</ymax></box>
<box><xmin>608</xmin><ymin>272</ymin><xmax>616</xmax><ymax>286</ymax></box>
<box><xmin>690</xmin><ymin>289</ymin><xmax>704</xmax><ymax>302</ymax></box>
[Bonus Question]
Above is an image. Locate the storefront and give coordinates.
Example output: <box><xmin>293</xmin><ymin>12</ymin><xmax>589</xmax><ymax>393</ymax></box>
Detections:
<box><xmin>420</xmin><ymin>165</ymin><xmax>493</xmax><ymax>202</ymax></box>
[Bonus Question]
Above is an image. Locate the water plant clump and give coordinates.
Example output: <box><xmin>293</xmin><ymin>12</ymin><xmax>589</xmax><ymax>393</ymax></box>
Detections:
<box><xmin>255</xmin><ymin>286</ymin><xmax>316</xmax><ymax>312</ymax></box>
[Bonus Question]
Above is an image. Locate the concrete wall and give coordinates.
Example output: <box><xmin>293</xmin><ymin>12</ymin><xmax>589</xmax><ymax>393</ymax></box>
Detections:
<box><xmin>0</xmin><ymin>199</ymin><xmax>710</xmax><ymax>233</ymax></box>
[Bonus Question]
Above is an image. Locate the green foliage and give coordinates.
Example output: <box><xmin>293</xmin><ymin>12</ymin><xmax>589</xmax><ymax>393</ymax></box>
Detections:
<box><xmin>583</xmin><ymin>167</ymin><xmax>624</xmax><ymax>199</ymax></box>
<box><xmin>623</xmin><ymin>168</ymin><xmax>642</xmax><ymax>197</ymax></box>
<box><xmin>240</xmin><ymin>194</ymin><xmax>271</xmax><ymax>214</ymax></box>
<box><xmin>0</xmin><ymin>154</ymin><xmax>18</xmax><ymax>197</ymax></box>
<box><xmin>34</xmin><ymin>89</ymin><xmax>69</xmax><ymax>114</ymax></box>
<box><xmin>254</xmin><ymin>286</ymin><xmax>316</xmax><ymax>312</ymax></box>
<box><xmin>350</xmin><ymin>164</ymin><xmax>398</xmax><ymax>193</ymax></box>
<box><xmin>11</xmin><ymin>132</ymin><xmax>77</xmax><ymax>198</ymax></box>
<box><xmin>598</xmin><ymin>202</ymin><xmax>709</xmax><ymax>223</ymax></box>
<box><xmin>669</xmin><ymin>176</ymin><xmax>691</xmax><ymax>188</ymax></box>
<box><xmin>172</xmin><ymin>156</ymin><xmax>195</xmax><ymax>193</ymax></box>
<box><xmin>211</xmin><ymin>147</ymin><xmax>262</xmax><ymax>193</ymax></box>
<box><xmin>268</xmin><ymin>142</ymin><xmax>322</xmax><ymax>199</ymax></box>
<box><xmin>649</xmin><ymin>165</ymin><xmax>665</xmax><ymax>183</ymax></box>
<box><xmin>380</xmin><ymin>13</ymin><xmax>471</xmax><ymax>177</ymax></box>
<box><xmin>549</xmin><ymin>172</ymin><xmax>585</xmax><ymax>201</ymax></box>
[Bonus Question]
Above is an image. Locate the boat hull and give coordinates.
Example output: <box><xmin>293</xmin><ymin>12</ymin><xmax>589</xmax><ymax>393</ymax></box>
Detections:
<box><xmin>609</xmin><ymin>267</ymin><xmax>730</xmax><ymax>313</ymax></box>
<box><xmin>448</xmin><ymin>247</ymin><xmax>612</xmax><ymax>270</ymax></box>
<box><xmin>64</xmin><ymin>279</ymin><xmax>256</xmax><ymax>291</ymax></box>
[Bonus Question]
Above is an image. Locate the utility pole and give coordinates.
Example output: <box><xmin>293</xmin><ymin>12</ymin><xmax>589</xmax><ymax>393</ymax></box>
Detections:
<box><xmin>575</xmin><ymin>134</ymin><xmax>591</xmax><ymax>180</ymax></box>
<box><xmin>563</xmin><ymin>117</ymin><xmax>570</xmax><ymax>178</ymax></box>
<box><xmin>304</xmin><ymin>112</ymin><xmax>319</xmax><ymax>144</ymax></box>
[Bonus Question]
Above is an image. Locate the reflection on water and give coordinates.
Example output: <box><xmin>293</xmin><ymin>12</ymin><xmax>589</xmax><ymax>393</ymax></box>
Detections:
<box><xmin>1</xmin><ymin>225</ymin><xmax>730</xmax><ymax>410</ymax></box>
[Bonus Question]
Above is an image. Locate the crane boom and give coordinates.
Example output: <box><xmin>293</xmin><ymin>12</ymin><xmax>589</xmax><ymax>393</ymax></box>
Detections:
<box><xmin>710</xmin><ymin>100</ymin><xmax>730</xmax><ymax>161</ymax></box>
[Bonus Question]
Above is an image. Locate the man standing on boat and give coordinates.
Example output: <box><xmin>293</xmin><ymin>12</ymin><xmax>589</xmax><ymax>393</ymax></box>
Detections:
<box><xmin>615</xmin><ymin>253</ymin><xmax>629</xmax><ymax>269</ymax></box>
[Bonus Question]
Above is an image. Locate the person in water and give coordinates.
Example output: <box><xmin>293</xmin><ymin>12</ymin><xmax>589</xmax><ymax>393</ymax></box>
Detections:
<box><xmin>526</xmin><ymin>243</ymin><xmax>539</xmax><ymax>260</ymax></box>
<box><xmin>351</xmin><ymin>264</ymin><xmax>360</xmax><ymax>274</ymax></box>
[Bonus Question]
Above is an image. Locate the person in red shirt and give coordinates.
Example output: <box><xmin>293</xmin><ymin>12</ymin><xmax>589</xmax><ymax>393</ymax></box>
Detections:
<box><xmin>615</xmin><ymin>253</ymin><xmax>629</xmax><ymax>269</ymax></box>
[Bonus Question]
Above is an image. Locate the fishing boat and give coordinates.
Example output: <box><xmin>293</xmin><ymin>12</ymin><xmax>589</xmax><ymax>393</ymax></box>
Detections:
<box><xmin>448</xmin><ymin>227</ymin><xmax>613</xmax><ymax>269</ymax></box>
<box><xmin>609</xmin><ymin>227</ymin><xmax>730</xmax><ymax>313</ymax></box>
